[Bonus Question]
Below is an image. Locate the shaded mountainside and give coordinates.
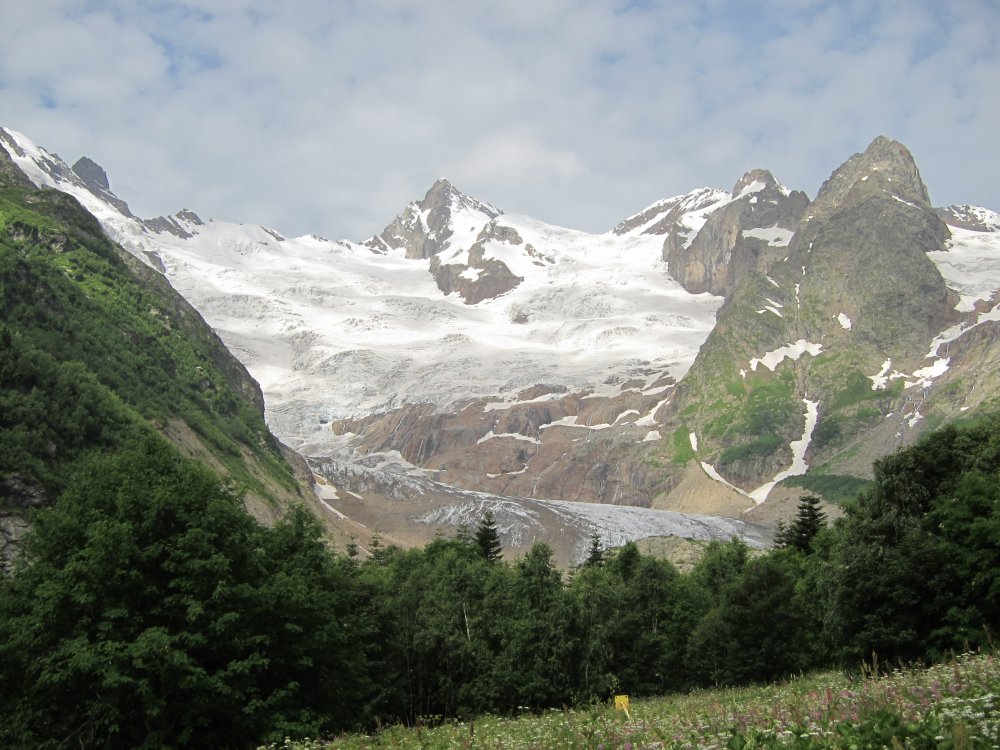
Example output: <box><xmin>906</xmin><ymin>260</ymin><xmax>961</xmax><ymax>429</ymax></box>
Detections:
<box><xmin>0</xmin><ymin>143</ymin><xmax>368</xmax><ymax>569</ymax></box>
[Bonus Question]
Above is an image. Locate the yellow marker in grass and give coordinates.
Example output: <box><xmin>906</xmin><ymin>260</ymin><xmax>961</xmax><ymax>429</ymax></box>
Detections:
<box><xmin>614</xmin><ymin>694</ymin><xmax>631</xmax><ymax>720</ymax></box>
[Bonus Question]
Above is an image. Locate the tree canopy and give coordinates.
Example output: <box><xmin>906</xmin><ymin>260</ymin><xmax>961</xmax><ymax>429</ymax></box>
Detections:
<box><xmin>0</xmin><ymin>437</ymin><xmax>368</xmax><ymax>749</ymax></box>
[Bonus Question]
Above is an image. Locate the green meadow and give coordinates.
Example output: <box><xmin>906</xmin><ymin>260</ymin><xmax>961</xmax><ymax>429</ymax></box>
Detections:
<box><xmin>269</xmin><ymin>651</ymin><xmax>999</xmax><ymax>749</ymax></box>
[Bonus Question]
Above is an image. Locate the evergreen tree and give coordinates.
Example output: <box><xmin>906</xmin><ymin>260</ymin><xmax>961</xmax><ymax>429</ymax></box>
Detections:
<box><xmin>474</xmin><ymin>511</ymin><xmax>503</xmax><ymax>562</ymax></box>
<box><xmin>585</xmin><ymin>533</ymin><xmax>605</xmax><ymax>566</ymax></box>
<box><xmin>454</xmin><ymin>523</ymin><xmax>472</xmax><ymax>545</ymax></box>
<box><xmin>776</xmin><ymin>495</ymin><xmax>826</xmax><ymax>552</ymax></box>
<box><xmin>773</xmin><ymin>518</ymin><xmax>793</xmax><ymax>549</ymax></box>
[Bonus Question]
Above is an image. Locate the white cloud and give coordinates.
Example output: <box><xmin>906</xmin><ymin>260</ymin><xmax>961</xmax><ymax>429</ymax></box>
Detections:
<box><xmin>448</xmin><ymin>131</ymin><xmax>584</xmax><ymax>185</ymax></box>
<box><xmin>0</xmin><ymin>0</ymin><xmax>997</xmax><ymax>240</ymax></box>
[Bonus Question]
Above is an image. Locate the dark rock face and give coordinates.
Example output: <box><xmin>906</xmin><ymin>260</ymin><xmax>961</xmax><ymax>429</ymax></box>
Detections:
<box><xmin>429</xmin><ymin>242</ymin><xmax>523</xmax><ymax>304</ymax></box>
<box><xmin>72</xmin><ymin>156</ymin><xmax>110</xmax><ymax>191</ymax></box>
<box><xmin>812</xmin><ymin>135</ymin><xmax>933</xmax><ymax>212</ymax></box>
<box><xmin>790</xmin><ymin>136</ymin><xmax>956</xmax><ymax>353</ymax></box>
<box><xmin>428</xmin><ymin>220</ymin><xmax>525</xmax><ymax>304</ymax></box>
<box><xmin>0</xmin><ymin>475</ymin><xmax>48</xmax><ymax>510</ymax></box>
<box><xmin>0</xmin><ymin>476</ymin><xmax>48</xmax><ymax>575</ymax></box>
<box><xmin>68</xmin><ymin>156</ymin><xmax>135</xmax><ymax>218</ymax></box>
<box><xmin>0</xmin><ymin>513</ymin><xmax>30</xmax><ymax>574</ymax></box>
<box><xmin>667</xmin><ymin>170</ymin><xmax>809</xmax><ymax>297</ymax></box>
<box><xmin>144</xmin><ymin>215</ymin><xmax>195</xmax><ymax>239</ymax></box>
<box><xmin>143</xmin><ymin>210</ymin><xmax>206</xmax><ymax>240</ymax></box>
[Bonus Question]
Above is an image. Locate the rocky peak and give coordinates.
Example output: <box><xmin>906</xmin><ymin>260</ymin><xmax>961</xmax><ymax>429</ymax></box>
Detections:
<box><xmin>424</xmin><ymin>177</ymin><xmax>501</xmax><ymax>214</ymax></box>
<box><xmin>65</xmin><ymin>154</ymin><xmax>135</xmax><ymax>218</ymax></box>
<box><xmin>366</xmin><ymin>178</ymin><xmax>502</xmax><ymax>259</ymax></box>
<box><xmin>667</xmin><ymin>170</ymin><xmax>808</xmax><ymax>297</ymax></box>
<box><xmin>813</xmin><ymin>136</ymin><xmax>932</xmax><ymax>213</ymax></box>
<box><xmin>731</xmin><ymin>168</ymin><xmax>784</xmax><ymax>199</ymax></box>
<box><xmin>72</xmin><ymin>156</ymin><xmax>111</xmax><ymax>192</ymax></box>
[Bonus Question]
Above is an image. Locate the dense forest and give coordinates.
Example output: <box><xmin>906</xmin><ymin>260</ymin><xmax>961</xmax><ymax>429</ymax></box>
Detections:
<box><xmin>1</xmin><ymin>410</ymin><xmax>998</xmax><ymax>748</ymax></box>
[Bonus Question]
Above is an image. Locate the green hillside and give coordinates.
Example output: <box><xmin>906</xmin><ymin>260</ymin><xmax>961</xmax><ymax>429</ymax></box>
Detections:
<box><xmin>0</xmin><ymin>162</ymin><xmax>300</xmax><ymax>538</ymax></box>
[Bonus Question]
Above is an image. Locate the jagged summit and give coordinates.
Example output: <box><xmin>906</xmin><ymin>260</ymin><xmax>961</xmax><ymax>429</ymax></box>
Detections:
<box><xmin>813</xmin><ymin>135</ymin><xmax>932</xmax><ymax>212</ymax></box>
<box><xmin>72</xmin><ymin>156</ymin><xmax>110</xmax><ymax>191</ymax></box>
<box><xmin>731</xmin><ymin>168</ymin><xmax>789</xmax><ymax>199</ymax></box>
<box><xmin>71</xmin><ymin>155</ymin><xmax>135</xmax><ymax>218</ymax></box>
<box><xmin>365</xmin><ymin>177</ymin><xmax>502</xmax><ymax>259</ymax></box>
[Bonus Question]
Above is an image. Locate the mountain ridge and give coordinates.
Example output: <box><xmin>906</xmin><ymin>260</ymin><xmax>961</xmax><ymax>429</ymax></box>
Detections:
<box><xmin>3</xmin><ymin>126</ymin><xmax>998</xmax><ymax>564</ymax></box>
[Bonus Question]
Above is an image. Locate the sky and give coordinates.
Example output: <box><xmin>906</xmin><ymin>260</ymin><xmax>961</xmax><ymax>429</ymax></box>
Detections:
<box><xmin>1</xmin><ymin>0</ymin><xmax>998</xmax><ymax>241</ymax></box>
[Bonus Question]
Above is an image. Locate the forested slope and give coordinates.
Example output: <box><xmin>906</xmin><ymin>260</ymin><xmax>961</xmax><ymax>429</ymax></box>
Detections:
<box><xmin>3</xmin><ymin>405</ymin><xmax>998</xmax><ymax>746</ymax></box>
<box><xmin>0</xmin><ymin>146</ymin><xmax>308</xmax><ymax>567</ymax></box>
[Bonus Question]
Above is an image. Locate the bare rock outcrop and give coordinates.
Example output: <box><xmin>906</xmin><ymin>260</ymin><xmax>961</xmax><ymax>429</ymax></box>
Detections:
<box><xmin>366</xmin><ymin>178</ymin><xmax>502</xmax><ymax>258</ymax></box>
<box><xmin>667</xmin><ymin>169</ymin><xmax>808</xmax><ymax>297</ymax></box>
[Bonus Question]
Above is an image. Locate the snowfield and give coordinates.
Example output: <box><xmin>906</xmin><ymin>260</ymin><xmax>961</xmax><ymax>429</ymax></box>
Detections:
<box><xmin>2</xmin><ymin>127</ymin><xmax>724</xmax><ymax>457</ymax></box>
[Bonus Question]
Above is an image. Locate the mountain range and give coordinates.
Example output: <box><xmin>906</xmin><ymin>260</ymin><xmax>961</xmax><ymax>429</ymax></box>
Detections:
<box><xmin>2</xmin><ymin>126</ymin><xmax>998</xmax><ymax>566</ymax></box>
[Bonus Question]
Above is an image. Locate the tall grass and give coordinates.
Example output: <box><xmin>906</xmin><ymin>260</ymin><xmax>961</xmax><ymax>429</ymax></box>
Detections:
<box><xmin>261</xmin><ymin>651</ymin><xmax>999</xmax><ymax>749</ymax></box>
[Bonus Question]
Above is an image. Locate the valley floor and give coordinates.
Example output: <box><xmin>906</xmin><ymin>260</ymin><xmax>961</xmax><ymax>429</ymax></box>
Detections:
<box><xmin>265</xmin><ymin>651</ymin><xmax>1000</xmax><ymax>750</ymax></box>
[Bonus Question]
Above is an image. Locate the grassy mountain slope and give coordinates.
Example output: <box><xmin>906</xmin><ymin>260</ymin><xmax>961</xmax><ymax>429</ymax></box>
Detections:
<box><xmin>0</xmin><ymin>146</ymin><xmax>326</xmax><ymax>566</ymax></box>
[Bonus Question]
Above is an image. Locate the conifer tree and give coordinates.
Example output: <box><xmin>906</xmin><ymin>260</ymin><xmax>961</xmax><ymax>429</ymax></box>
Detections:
<box><xmin>777</xmin><ymin>495</ymin><xmax>826</xmax><ymax>552</ymax></box>
<box><xmin>474</xmin><ymin>511</ymin><xmax>503</xmax><ymax>562</ymax></box>
<box><xmin>585</xmin><ymin>533</ymin><xmax>604</xmax><ymax>566</ymax></box>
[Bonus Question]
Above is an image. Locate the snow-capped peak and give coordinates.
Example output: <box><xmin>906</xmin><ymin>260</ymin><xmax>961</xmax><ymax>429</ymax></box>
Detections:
<box><xmin>938</xmin><ymin>204</ymin><xmax>1000</xmax><ymax>233</ymax></box>
<box><xmin>365</xmin><ymin>177</ymin><xmax>502</xmax><ymax>259</ymax></box>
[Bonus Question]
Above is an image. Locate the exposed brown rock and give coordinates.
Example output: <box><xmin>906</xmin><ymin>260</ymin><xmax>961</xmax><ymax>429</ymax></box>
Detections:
<box><xmin>667</xmin><ymin>170</ymin><xmax>808</xmax><ymax>297</ymax></box>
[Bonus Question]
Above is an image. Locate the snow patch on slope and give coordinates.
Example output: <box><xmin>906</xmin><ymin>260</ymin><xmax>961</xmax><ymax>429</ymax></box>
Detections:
<box><xmin>742</xmin><ymin>226</ymin><xmax>794</xmax><ymax>247</ymax></box>
<box><xmin>749</xmin><ymin>399</ymin><xmax>819</xmax><ymax>504</ymax></box>
<box><xmin>928</xmin><ymin>224</ymin><xmax>1000</xmax><ymax>312</ymax></box>
<box><xmin>749</xmin><ymin>340</ymin><xmax>823</xmax><ymax>372</ymax></box>
<box><xmin>869</xmin><ymin>359</ymin><xmax>907</xmax><ymax>390</ymax></box>
<box><xmin>700</xmin><ymin>462</ymin><xmax>748</xmax><ymax>496</ymax></box>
